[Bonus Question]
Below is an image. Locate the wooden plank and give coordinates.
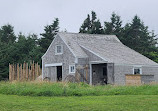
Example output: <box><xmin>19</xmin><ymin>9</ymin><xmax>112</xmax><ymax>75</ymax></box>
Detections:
<box><xmin>26</xmin><ymin>63</ymin><xmax>28</xmax><ymax>80</ymax></box>
<box><xmin>32</xmin><ymin>61</ymin><xmax>35</xmax><ymax>80</ymax></box>
<box><xmin>12</xmin><ymin>64</ymin><xmax>15</xmax><ymax>81</ymax></box>
<box><xmin>17</xmin><ymin>63</ymin><xmax>19</xmax><ymax>81</ymax></box>
<box><xmin>20</xmin><ymin>64</ymin><xmax>23</xmax><ymax>81</ymax></box>
<box><xmin>126</xmin><ymin>75</ymin><xmax>141</xmax><ymax>85</ymax></box>
<box><xmin>36</xmin><ymin>63</ymin><xmax>39</xmax><ymax>78</ymax></box>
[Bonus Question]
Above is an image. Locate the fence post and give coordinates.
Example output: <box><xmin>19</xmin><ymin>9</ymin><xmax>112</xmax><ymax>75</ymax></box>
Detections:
<box><xmin>20</xmin><ymin>64</ymin><xmax>23</xmax><ymax>81</ymax></box>
<box><xmin>12</xmin><ymin>64</ymin><xmax>15</xmax><ymax>81</ymax></box>
<box><xmin>36</xmin><ymin>63</ymin><xmax>39</xmax><ymax>78</ymax></box>
<box><xmin>29</xmin><ymin>63</ymin><xmax>31</xmax><ymax>81</ymax></box>
<box><xmin>32</xmin><ymin>61</ymin><xmax>35</xmax><ymax>80</ymax></box>
<box><xmin>26</xmin><ymin>63</ymin><xmax>28</xmax><ymax>80</ymax></box>
<box><xmin>17</xmin><ymin>63</ymin><xmax>19</xmax><ymax>81</ymax></box>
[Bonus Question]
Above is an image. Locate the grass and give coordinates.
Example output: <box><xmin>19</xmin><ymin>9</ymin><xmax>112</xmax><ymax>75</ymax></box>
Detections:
<box><xmin>0</xmin><ymin>81</ymin><xmax>158</xmax><ymax>96</ymax></box>
<box><xmin>0</xmin><ymin>82</ymin><xmax>158</xmax><ymax>110</ymax></box>
<box><xmin>0</xmin><ymin>94</ymin><xmax>158</xmax><ymax>111</ymax></box>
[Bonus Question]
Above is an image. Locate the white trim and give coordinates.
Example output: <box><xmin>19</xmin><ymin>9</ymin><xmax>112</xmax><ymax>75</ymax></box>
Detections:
<box><xmin>133</xmin><ymin>66</ymin><xmax>142</xmax><ymax>74</ymax></box>
<box><xmin>45</xmin><ymin>63</ymin><xmax>62</xmax><ymax>67</ymax></box>
<box><xmin>55</xmin><ymin>45</ymin><xmax>63</xmax><ymax>55</ymax></box>
<box><xmin>79</xmin><ymin>45</ymin><xmax>108</xmax><ymax>62</ymax></box>
<box><xmin>69</xmin><ymin>65</ymin><xmax>75</xmax><ymax>74</ymax></box>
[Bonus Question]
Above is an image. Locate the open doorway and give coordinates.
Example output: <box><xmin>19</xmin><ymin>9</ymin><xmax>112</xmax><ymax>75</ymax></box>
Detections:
<box><xmin>57</xmin><ymin>66</ymin><xmax>62</xmax><ymax>81</ymax></box>
<box><xmin>103</xmin><ymin>66</ymin><xmax>107</xmax><ymax>84</ymax></box>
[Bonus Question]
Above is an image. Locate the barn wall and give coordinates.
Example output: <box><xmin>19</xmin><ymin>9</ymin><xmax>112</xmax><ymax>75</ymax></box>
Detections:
<box><xmin>114</xmin><ymin>65</ymin><xmax>133</xmax><ymax>85</ymax></box>
<box><xmin>107</xmin><ymin>63</ymin><xmax>114</xmax><ymax>84</ymax></box>
<box><xmin>114</xmin><ymin>64</ymin><xmax>158</xmax><ymax>85</ymax></box>
<box><xmin>77</xmin><ymin>58</ymin><xmax>90</xmax><ymax>82</ymax></box>
<box><xmin>142</xmin><ymin>66</ymin><xmax>158</xmax><ymax>83</ymax></box>
<box><xmin>42</xmin><ymin>35</ymin><xmax>75</xmax><ymax>81</ymax></box>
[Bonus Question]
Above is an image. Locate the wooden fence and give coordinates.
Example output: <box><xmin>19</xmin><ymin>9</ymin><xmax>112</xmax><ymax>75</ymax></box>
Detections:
<box><xmin>9</xmin><ymin>61</ymin><xmax>41</xmax><ymax>81</ymax></box>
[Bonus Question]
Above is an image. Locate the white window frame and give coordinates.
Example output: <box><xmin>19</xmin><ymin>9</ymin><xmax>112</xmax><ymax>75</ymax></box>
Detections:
<box><xmin>69</xmin><ymin>65</ymin><xmax>75</xmax><ymax>73</ymax></box>
<box><xmin>133</xmin><ymin>66</ymin><xmax>142</xmax><ymax>74</ymax></box>
<box><xmin>55</xmin><ymin>45</ymin><xmax>63</xmax><ymax>55</ymax></box>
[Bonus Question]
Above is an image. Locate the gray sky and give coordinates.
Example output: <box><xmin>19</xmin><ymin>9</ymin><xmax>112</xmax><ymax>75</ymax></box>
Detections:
<box><xmin>0</xmin><ymin>0</ymin><xmax>158</xmax><ymax>37</ymax></box>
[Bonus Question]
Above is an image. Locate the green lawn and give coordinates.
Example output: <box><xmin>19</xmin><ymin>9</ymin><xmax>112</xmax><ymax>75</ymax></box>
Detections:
<box><xmin>0</xmin><ymin>94</ymin><xmax>158</xmax><ymax>111</ymax></box>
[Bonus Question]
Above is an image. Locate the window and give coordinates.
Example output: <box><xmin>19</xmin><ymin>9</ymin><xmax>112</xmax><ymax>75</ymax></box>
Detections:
<box><xmin>55</xmin><ymin>45</ymin><xmax>63</xmax><ymax>55</ymax></box>
<box><xmin>133</xmin><ymin>67</ymin><xmax>142</xmax><ymax>74</ymax></box>
<box><xmin>69</xmin><ymin>65</ymin><xmax>75</xmax><ymax>73</ymax></box>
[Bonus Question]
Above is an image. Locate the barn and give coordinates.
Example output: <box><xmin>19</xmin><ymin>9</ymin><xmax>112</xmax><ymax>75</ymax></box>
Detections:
<box><xmin>42</xmin><ymin>32</ymin><xmax>158</xmax><ymax>85</ymax></box>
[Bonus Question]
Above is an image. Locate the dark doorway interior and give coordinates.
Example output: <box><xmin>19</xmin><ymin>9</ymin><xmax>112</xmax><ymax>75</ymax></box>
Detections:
<box><xmin>92</xmin><ymin>63</ymin><xmax>107</xmax><ymax>85</ymax></box>
<box><xmin>57</xmin><ymin>66</ymin><xmax>62</xmax><ymax>81</ymax></box>
<box><xmin>103</xmin><ymin>66</ymin><xmax>107</xmax><ymax>84</ymax></box>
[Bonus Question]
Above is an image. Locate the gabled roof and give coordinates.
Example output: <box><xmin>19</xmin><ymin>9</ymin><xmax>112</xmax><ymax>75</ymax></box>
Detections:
<box><xmin>58</xmin><ymin>32</ymin><xmax>158</xmax><ymax>65</ymax></box>
<box><xmin>57</xmin><ymin>32</ymin><xmax>158</xmax><ymax>65</ymax></box>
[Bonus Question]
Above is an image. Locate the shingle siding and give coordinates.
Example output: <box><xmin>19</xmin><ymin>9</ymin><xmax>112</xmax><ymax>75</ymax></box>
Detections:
<box><xmin>42</xmin><ymin>35</ymin><xmax>75</xmax><ymax>81</ymax></box>
<box><xmin>114</xmin><ymin>65</ymin><xmax>133</xmax><ymax>85</ymax></box>
<box><xmin>142</xmin><ymin>66</ymin><xmax>158</xmax><ymax>82</ymax></box>
<box><xmin>81</xmin><ymin>47</ymin><xmax>103</xmax><ymax>61</ymax></box>
<box><xmin>114</xmin><ymin>65</ymin><xmax>158</xmax><ymax>85</ymax></box>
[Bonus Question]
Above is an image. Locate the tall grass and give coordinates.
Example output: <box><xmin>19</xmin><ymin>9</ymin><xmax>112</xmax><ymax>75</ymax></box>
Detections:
<box><xmin>0</xmin><ymin>81</ymin><xmax>158</xmax><ymax>96</ymax></box>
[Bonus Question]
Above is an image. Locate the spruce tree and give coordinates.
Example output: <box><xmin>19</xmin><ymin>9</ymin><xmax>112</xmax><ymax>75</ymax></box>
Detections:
<box><xmin>104</xmin><ymin>12</ymin><xmax>123</xmax><ymax>39</ymax></box>
<box><xmin>39</xmin><ymin>18</ymin><xmax>59</xmax><ymax>53</ymax></box>
<box><xmin>0</xmin><ymin>24</ymin><xmax>16</xmax><ymax>44</ymax></box>
<box><xmin>122</xmin><ymin>15</ymin><xmax>157</xmax><ymax>54</ymax></box>
<box><xmin>79</xmin><ymin>11</ymin><xmax>103</xmax><ymax>34</ymax></box>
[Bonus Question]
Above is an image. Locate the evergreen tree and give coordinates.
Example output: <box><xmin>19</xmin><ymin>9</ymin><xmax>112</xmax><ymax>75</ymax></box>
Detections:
<box><xmin>39</xmin><ymin>18</ymin><xmax>59</xmax><ymax>53</ymax></box>
<box><xmin>79</xmin><ymin>11</ymin><xmax>103</xmax><ymax>34</ymax></box>
<box><xmin>104</xmin><ymin>12</ymin><xmax>123</xmax><ymax>39</ymax></box>
<box><xmin>0</xmin><ymin>24</ymin><xmax>16</xmax><ymax>44</ymax></box>
<box><xmin>0</xmin><ymin>41</ymin><xmax>10</xmax><ymax>80</ymax></box>
<box><xmin>122</xmin><ymin>15</ymin><xmax>157</xmax><ymax>55</ymax></box>
<box><xmin>0</xmin><ymin>24</ymin><xmax>16</xmax><ymax>80</ymax></box>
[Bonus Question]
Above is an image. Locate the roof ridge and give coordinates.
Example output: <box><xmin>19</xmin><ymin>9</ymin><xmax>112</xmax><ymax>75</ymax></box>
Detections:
<box><xmin>57</xmin><ymin>32</ymin><xmax>116</xmax><ymax>37</ymax></box>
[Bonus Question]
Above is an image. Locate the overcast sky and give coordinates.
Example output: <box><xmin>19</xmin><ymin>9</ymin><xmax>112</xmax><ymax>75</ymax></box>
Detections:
<box><xmin>0</xmin><ymin>0</ymin><xmax>158</xmax><ymax>37</ymax></box>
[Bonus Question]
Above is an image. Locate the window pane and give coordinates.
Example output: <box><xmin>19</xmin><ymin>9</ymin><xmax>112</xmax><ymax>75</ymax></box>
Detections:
<box><xmin>57</xmin><ymin>46</ymin><xmax>61</xmax><ymax>53</ymax></box>
<box><xmin>134</xmin><ymin>68</ymin><xmax>140</xmax><ymax>74</ymax></box>
<box><xmin>70</xmin><ymin>65</ymin><xmax>75</xmax><ymax>73</ymax></box>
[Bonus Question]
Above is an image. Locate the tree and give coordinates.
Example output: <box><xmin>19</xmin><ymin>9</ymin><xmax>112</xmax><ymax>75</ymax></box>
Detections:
<box><xmin>0</xmin><ymin>24</ymin><xmax>16</xmax><ymax>44</ymax></box>
<box><xmin>0</xmin><ymin>41</ymin><xmax>10</xmax><ymax>80</ymax></box>
<box><xmin>122</xmin><ymin>15</ymin><xmax>157</xmax><ymax>55</ymax></box>
<box><xmin>10</xmin><ymin>33</ymin><xmax>41</xmax><ymax>64</ymax></box>
<box><xmin>0</xmin><ymin>31</ymin><xmax>42</xmax><ymax>80</ymax></box>
<box><xmin>104</xmin><ymin>12</ymin><xmax>123</xmax><ymax>39</ymax></box>
<box><xmin>39</xmin><ymin>18</ymin><xmax>59</xmax><ymax>53</ymax></box>
<box><xmin>79</xmin><ymin>11</ymin><xmax>103</xmax><ymax>34</ymax></box>
<box><xmin>0</xmin><ymin>24</ymin><xmax>16</xmax><ymax>80</ymax></box>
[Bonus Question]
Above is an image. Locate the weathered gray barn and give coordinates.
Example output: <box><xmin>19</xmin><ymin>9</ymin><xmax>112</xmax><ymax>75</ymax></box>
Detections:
<box><xmin>42</xmin><ymin>32</ymin><xmax>158</xmax><ymax>85</ymax></box>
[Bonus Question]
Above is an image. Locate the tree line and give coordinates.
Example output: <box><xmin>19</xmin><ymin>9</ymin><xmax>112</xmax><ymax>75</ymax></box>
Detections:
<box><xmin>0</xmin><ymin>11</ymin><xmax>157</xmax><ymax>80</ymax></box>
